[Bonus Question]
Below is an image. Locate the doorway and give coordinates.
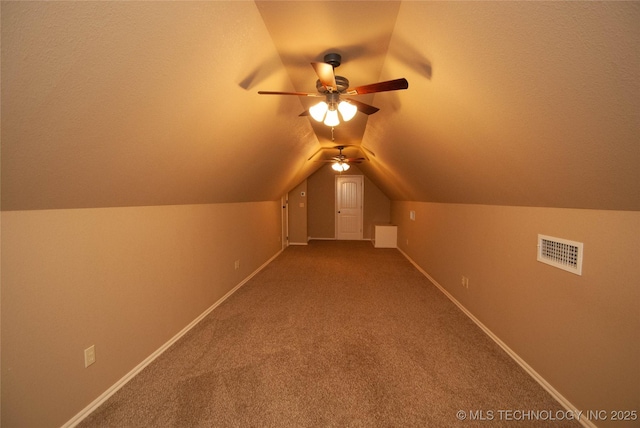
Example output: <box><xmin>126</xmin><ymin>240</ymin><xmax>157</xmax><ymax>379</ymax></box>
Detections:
<box><xmin>335</xmin><ymin>175</ymin><xmax>363</xmax><ymax>240</ymax></box>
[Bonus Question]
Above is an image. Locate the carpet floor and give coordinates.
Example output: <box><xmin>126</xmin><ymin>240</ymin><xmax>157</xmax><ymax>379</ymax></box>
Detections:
<box><xmin>78</xmin><ymin>240</ymin><xmax>580</xmax><ymax>427</ymax></box>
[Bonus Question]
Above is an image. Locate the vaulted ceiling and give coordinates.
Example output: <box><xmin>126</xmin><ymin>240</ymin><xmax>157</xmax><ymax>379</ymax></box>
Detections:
<box><xmin>2</xmin><ymin>1</ymin><xmax>639</xmax><ymax>211</ymax></box>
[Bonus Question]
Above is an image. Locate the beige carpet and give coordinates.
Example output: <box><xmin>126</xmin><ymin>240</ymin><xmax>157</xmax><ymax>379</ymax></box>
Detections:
<box><xmin>79</xmin><ymin>241</ymin><xmax>580</xmax><ymax>427</ymax></box>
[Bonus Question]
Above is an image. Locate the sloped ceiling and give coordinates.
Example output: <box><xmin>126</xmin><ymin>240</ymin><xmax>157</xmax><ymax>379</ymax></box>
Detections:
<box><xmin>2</xmin><ymin>1</ymin><xmax>639</xmax><ymax>211</ymax></box>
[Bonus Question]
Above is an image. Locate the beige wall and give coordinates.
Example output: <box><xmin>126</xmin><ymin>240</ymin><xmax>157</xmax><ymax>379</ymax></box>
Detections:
<box><xmin>307</xmin><ymin>166</ymin><xmax>335</xmax><ymax>239</ymax></box>
<box><xmin>1</xmin><ymin>201</ymin><xmax>282</xmax><ymax>427</ymax></box>
<box><xmin>307</xmin><ymin>164</ymin><xmax>391</xmax><ymax>240</ymax></box>
<box><xmin>392</xmin><ymin>201</ymin><xmax>640</xmax><ymax>427</ymax></box>
<box><xmin>287</xmin><ymin>180</ymin><xmax>308</xmax><ymax>244</ymax></box>
<box><xmin>362</xmin><ymin>172</ymin><xmax>392</xmax><ymax>239</ymax></box>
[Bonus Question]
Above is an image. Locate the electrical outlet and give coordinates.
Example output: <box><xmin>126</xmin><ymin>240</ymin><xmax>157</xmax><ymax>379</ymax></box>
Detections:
<box><xmin>84</xmin><ymin>345</ymin><xmax>96</xmax><ymax>368</ymax></box>
<box><xmin>234</xmin><ymin>260</ymin><xmax>240</xmax><ymax>270</ymax></box>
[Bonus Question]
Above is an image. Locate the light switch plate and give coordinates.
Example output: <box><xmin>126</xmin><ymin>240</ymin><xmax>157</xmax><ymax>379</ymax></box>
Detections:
<box><xmin>84</xmin><ymin>345</ymin><xmax>96</xmax><ymax>368</ymax></box>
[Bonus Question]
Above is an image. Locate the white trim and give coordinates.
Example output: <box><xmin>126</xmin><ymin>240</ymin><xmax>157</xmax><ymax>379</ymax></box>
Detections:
<box><xmin>307</xmin><ymin>238</ymin><xmax>373</xmax><ymax>242</ymax></box>
<box><xmin>281</xmin><ymin>196</ymin><xmax>288</xmax><ymax>251</ymax></box>
<box><xmin>287</xmin><ymin>242</ymin><xmax>308</xmax><ymax>246</ymax></box>
<box><xmin>396</xmin><ymin>247</ymin><xmax>597</xmax><ymax>428</ymax></box>
<box><xmin>62</xmin><ymin>249</ymin><xmax>284</xmax><ymax>428</ymax></box>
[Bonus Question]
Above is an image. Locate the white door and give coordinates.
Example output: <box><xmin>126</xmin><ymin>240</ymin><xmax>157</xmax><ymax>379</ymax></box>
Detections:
<box><xmin>336</xmin><ymin>175</ymin><xmax>363</xmax><ymax>240</ymax></box>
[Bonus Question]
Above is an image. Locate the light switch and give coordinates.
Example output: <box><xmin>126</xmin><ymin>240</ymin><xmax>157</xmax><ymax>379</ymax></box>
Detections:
<box><xmin>84</xmin><ymin>345</ymin><xmax>96</xmax><ymax>368</ymax></box>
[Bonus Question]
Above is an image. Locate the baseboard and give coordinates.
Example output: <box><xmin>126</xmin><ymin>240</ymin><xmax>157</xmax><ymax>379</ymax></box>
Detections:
<box><xmin>396</xmin><ymin>248</ymin><xmax>597</xmax><ymax>428</ymax></box>
<box><xmin>288</xmin><ymin>242</ymin><xmax>308</xmax><ymax>245</ymax></box>
<box><xmin>308</xmin><ymin>238</ymin><xmax>373</xmax><ymax>241</ymax></box>
<box><xmin>62</xmin><ymin>249</ymin><xmax>284</xmax><ymax>428</ymax></box>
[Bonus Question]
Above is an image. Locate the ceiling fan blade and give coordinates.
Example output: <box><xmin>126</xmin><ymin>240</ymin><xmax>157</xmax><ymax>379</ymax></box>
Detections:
<box><xmin>319</xmin><ymin>159</ymin><xmax>364</xmax><ymax>164</ymax></box>
<box><xmin>346</xmin><ymin>78</ymin><xmax>409</xmax><ymax>95</ymax></box>
<box><xmin>258</xmin><ymin>90</ymin><xmax>321</xmax><ymax>96</ymax></box>
<box><xmin>311</xmin><ymin>62</ymin><xmax>337</xmax><ymax>91</ymax></box>
<box><xmin>346</xmin><ymin>157</ymin><xmax>366</xmax><ymax>162</ymax></box>
<box><xmin>307</xmin><ymin>144</ymin><xmax>358</xmax><ymax>157</ymax></box>
<box><xmin>346</xmin><ymin>99</ymin><xmax>380</xmax><ymax>115</ymax></box>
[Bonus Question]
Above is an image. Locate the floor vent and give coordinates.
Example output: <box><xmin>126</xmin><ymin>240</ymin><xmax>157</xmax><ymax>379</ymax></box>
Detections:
<box><xmin>537</xmin><ymin>234</ymin><xmax>583</xmax><ymax>276</ymax></box>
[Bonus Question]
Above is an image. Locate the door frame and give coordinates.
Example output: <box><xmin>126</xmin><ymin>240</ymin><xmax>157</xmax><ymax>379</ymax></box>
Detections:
<box><xmin>281</xmin><ymin>195</ymin><xmax>288</xmax><ymax>250</ymax></box>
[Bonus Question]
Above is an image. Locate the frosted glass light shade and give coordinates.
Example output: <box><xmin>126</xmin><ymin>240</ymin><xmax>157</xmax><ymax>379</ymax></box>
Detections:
<box><xmin>332</xmin><ymin>162</ymin><xmax>350</xmax><ymax>172</ymax></box>
<box><xmin>309</xmin><ymin>101</ymin><xmax>328</xmax><ymax>122</ymax></box>
<box><xmin>338</xmin><ymin>101</ymin><xmax>357</xmax><ymax>121</ymax></box>
<box><xmin>324</xmin><ymin>109</ymin><xmax>340</xmax><ymax>127</ymax></box>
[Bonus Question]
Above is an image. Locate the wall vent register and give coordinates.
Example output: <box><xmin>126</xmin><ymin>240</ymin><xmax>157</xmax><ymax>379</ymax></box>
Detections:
<box><xmin>537</xmin><ymin>234</ymin><xmax>583</xmax><ymax>276</ymax></box>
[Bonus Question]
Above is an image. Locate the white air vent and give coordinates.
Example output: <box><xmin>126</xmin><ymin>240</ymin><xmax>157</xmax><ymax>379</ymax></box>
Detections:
<box><xmin>537</xmin><ymin>234</ymin><xmax>583</xmax><ymax>276</ymax></box>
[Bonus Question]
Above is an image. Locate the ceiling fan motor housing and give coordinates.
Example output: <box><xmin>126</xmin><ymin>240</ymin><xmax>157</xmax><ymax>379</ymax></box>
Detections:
<box><xmin>324</xmin><ymin>52</ymin><xmax>342</xmax><ymax>68</ymax></box>
<box><xmin>316</xmin><ymin>76</ymin><xmax>350</xmax><ymax>94</ymax></box>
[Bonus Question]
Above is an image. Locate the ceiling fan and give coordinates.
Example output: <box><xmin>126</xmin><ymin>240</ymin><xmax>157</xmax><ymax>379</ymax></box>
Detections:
<box><xmin>258</xmin><ymin>53</ymin><xmax>408</xmax><ymax>126</ymax></box>
<box><xmin>319</xmin><ymin>146</ymin><xmax>365</xmax><ymax>172</ymax></box>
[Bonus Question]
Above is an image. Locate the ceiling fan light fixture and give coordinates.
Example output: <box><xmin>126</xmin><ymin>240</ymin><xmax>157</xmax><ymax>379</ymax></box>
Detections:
<box><xmin>338</xmin><ymin>100</ymin><xmax>357</xmax><ymax>122</ymax></box>
<box><xmin>258</xmin><ymin>53</ymin><xmax>409</xmax><ymax>127</ymax></box>
<box><xmin>309</xmin><ymin>101</ymin><xmax>328</xmax><ymax>122</ymax></box>
<box><xmin>332</xmin><ymin>162</ymin><xmax>350</xmax><ymax>172</ymax></box>
<box><xmin>324</xmin><ymin>108</ymin><xmax>340</xmax><ymax>127</ymax></box>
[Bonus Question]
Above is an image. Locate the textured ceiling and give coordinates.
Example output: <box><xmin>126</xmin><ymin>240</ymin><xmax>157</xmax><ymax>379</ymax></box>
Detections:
<box><xmin>2</xmin><ymin>1</ymin><xmax>639</xmax><ymax>211</ymax></box>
